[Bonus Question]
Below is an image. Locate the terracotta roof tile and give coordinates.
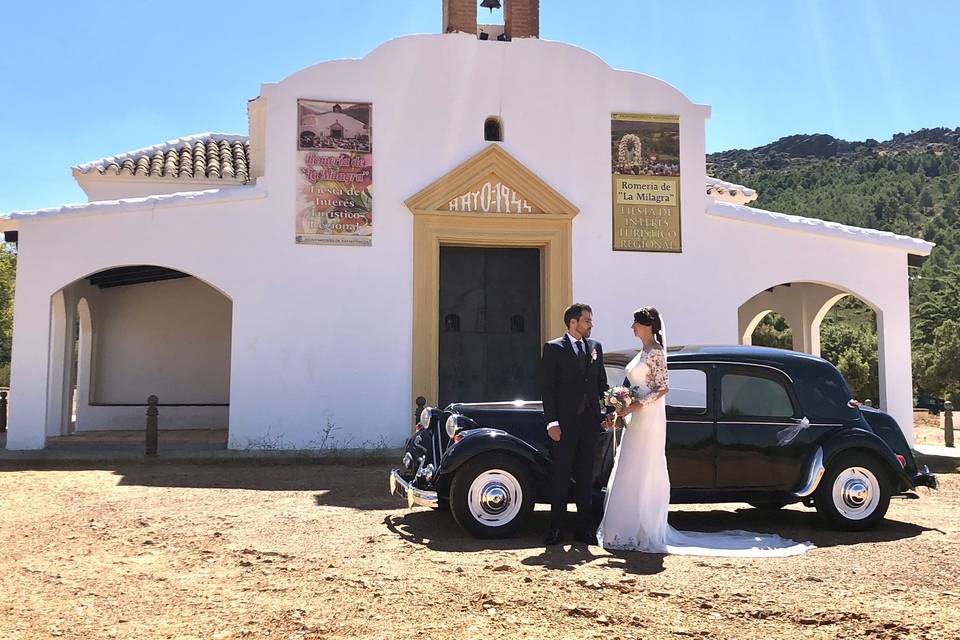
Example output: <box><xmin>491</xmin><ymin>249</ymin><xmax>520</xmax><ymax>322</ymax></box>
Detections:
<box><xmin>74</xmin><ymin>133</ymin><xmax>250</xmax><ymax>183</ymax></box>
<box><xmin>705</xmin><ymin>176</ymin><xmax>758</xmax><ymax>204</ymax></box>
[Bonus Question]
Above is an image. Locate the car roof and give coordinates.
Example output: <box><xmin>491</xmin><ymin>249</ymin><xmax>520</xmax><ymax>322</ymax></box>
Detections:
<box><xmin>604</xmin><ymin>344</ymin><xmax>857</xmax><ymax>422</ymax></box>
<box><xmin>604</xmin><ymin>344</ymin><xmax>828</xmax><ymax>369</ymax></box>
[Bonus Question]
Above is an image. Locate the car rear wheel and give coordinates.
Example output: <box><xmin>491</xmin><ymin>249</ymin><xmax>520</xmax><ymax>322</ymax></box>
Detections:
<box><xmin>450</xmin><ymin>454</ymin><xmax>534</xmax><ymax>539</ymax></box>
<box><xmin>814</xmin><ymin>452</ymin><xmax>891</xmax><ymax>531</ymax></box>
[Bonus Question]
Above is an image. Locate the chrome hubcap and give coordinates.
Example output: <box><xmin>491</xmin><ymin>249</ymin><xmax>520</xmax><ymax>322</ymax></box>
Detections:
<box><xmin>480</xmin><ymin>484</ymin><xmax>510</xmax><ymax>514</ymax></box>
<box><xmin>468</xmin><ymin>470</ymin><xmax>522</xmax><ymax>527</ymax></box>
<box><xmin>843</xmin><ymin>480</ymin><xmax>869</xmax><ymax>507</ymax></box>
<box><xmin>832</xmin><ymin>466</ymin><xmax>880</xmax><ymax>520</ymax></box>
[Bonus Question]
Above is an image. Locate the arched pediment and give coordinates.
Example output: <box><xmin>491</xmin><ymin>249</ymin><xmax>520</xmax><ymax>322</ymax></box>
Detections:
<box><xmin>405</xmin><ymin>144</ymin><xmax>579</xmax><ymax>217</ymax></box>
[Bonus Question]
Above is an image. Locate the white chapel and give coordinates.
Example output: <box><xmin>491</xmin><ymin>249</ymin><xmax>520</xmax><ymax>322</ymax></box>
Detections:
<box><xmin>0</xmin><ymin>0</ymin><xmax>932</xmax><ymax>450</ymax></box>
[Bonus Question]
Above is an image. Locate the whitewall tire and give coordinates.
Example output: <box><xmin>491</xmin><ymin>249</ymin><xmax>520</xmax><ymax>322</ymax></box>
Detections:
<box><xmin>814</xmin><ymin>452</ymin><xmax>891</xmax><ymax>531</ymax></box>
<box><xmin>450</xmin><ymin>453</ymin><xmax>535</xmax><ymax>539</ymax></box>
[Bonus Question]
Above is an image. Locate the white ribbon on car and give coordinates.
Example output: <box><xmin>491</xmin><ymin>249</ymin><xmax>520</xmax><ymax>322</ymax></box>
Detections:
<box><xmin>777</xmin><ymin>417</ymin><xmax>811</xmax><ymax>446</ymax></box>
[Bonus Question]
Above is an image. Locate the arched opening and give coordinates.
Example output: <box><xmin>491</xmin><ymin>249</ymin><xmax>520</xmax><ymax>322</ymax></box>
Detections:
<box><xmin>749</xmin><ymin>311</ymin><xmax>792</xmax><ymax>350</ymax></box>
<box><xmin>45</xmin><ymin>265</ymin><xmax>233</xmax><ymax>449</ymax></box>
<box><xmin>738</xmin><ymin>281</ymin><xmax>883</xmax><ymax>407</ymax></box>
<box><xmin>817</xmin><ymin>296</ymin><xmax>880</xmax><ymax>405</ymax></box>
<box><xmin>484</xmin><ymin>116</ymin><xmax>503</xmax><ymax>142</ymax></box>
<box><xmin>477</xmin><ymin>1</ymin><xmax>506</xmax><ymax>41</ymax></box>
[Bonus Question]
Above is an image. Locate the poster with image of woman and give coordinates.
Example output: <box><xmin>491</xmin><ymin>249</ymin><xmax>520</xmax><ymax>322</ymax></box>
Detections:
<box><xmin>610</xmin><ymin>114</ymin><xmax>681</xmax><ymax>252</ymax></box>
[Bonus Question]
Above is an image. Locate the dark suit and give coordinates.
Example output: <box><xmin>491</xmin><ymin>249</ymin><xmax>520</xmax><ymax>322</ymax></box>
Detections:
<box><xmin>538</xmin><ymin>335</ymin><xmax>609</xmax><ymax>530</ymax></box>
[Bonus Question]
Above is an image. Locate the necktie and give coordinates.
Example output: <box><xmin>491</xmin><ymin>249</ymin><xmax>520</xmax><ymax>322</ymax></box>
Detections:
<box><xmin>576</xmin><ymin>340</ymin><xmax>587</xmax><ymax>368</ymax></box>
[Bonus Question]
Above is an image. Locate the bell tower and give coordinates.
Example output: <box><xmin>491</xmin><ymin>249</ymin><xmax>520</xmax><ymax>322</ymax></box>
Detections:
<box><xmin>504</xmin><ymin>0</ymin><xmax>539</xmax><ymax>39</ymax></box>
<box><xmin>442</xmin><ymin>0</ymin><xmax>477</xmax><ymax>36</ymax></box>
<box><xmin>442</xmin><ymin>0</ymin><xmax>540</xmax><ymax>39</ymax></box>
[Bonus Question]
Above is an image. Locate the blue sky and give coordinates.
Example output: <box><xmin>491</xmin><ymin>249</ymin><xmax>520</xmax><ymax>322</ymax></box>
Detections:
<box><xmin>1</xmin><ymin>0</ymin><xmax>957</xmax><ymax>213</ymax></box>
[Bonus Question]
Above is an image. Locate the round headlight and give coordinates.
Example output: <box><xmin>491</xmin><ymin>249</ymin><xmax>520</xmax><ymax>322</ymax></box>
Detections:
<box><xmin>445</xmin><ymin>414</ymin><xmax>459</xmax><ymax>438</ymax></box>
<box><xmin>419</xmin><ymin>407</ymin><xmax>434</xmax><ymax>429</ymax></box>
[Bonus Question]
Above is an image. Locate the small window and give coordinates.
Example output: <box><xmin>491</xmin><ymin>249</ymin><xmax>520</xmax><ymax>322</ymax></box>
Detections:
<box><xmin>444</xmin><ymin>313</ymin><xmax>460</xmax><ymax>332</ymax></box>
<box><xmin>510</xmin><ymin>314</ymin><xmax>525</xmax><ymax>333</ymax></box>
<box><xmin>484</xmin><ymin>117</ymin><xmax>503</xmax><ymax>142</ymax></box>
<box><xmin>666</xmin><ymin>369</ymin><xmax>708</xmax><ymax>414</ymax></box>
<box><xmin>721</xmin><ymin>373</ymin><xmax>794</xmax><ymax>418</ymax></box>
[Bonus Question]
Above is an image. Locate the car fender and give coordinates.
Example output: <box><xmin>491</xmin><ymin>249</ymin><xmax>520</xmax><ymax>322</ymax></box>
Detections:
<box><xmin>820</xmin><ymin>428</ymin><xmax>913</xmax><ymax>491</ymax></box>
<box><xmin>435</xmin><ymin>428</ymin><xmax>551</xmax><ymax>490</ymax></box>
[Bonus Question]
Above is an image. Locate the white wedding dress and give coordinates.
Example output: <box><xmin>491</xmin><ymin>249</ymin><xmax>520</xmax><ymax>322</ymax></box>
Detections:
<box><xmin>596</xmin><ymin>346</ymin><xmax>813</xmax><ymax>557</ymax></box>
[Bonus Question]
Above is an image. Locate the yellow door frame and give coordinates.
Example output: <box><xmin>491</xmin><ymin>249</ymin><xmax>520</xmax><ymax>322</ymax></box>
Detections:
<box><xmin>405</xmin><ymin>145</ymin><xmax>579</xmax><ymax>409</ymax></box>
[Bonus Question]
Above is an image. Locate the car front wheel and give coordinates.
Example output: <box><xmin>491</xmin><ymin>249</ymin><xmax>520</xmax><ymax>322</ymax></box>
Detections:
<box><xmin>450</xmin><ymin>454</ymin><xmax>534</xmax><ymax>539</ymax></box>
<box><xmin>814</xmin><ymin>453</ymin><xmax>891</xmax><ymax>531</ymax></box>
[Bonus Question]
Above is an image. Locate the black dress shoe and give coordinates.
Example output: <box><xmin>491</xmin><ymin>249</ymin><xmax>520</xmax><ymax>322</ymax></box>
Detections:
<box><xmin>544</xmin><ymin>527</ymin><xmax>564</xmax><ymax>545</ymax></box>
<box><xmin>573</xmin><ymin>528</ymin><xmax>597</xmax><ymax>545</ymax></box>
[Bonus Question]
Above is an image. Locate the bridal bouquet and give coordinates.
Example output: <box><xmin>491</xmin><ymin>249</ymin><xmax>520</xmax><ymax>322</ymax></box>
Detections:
<box><xmin>603</xmin><ymin>386</ymin><xmax>639</xmax><ymax>429</ymax></box>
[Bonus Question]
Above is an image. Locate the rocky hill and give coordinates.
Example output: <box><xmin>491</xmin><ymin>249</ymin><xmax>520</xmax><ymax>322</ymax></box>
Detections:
<box><xmin>709</xmin><ymin>127</ymin><xmax>960</xmax><ymax>174</ymax></box>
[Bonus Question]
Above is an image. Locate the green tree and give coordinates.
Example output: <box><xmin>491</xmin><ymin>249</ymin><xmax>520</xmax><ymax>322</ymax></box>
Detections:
<box><xmin>915</xmin><ymin>318</ymin><xmax>960</xmax><ymax>401</ymax></box>
<box><xmin>0</xmin><ymin>244</ymin><xmax>16</xmax><ymax>371</ymax></box>
<box><xmin>837</xmin><ymin>350</ymin><xmax>872</xmax><ymax>400</ymax></box>
<box><xmin>751</xmin><ymin>312</ymin><xmax>792</xmax><ymax>349</ymax></box>
<box><xmin>820</xmin><ymin>319</ymin><xmax>879</xmax><ymax>401</ymax></box>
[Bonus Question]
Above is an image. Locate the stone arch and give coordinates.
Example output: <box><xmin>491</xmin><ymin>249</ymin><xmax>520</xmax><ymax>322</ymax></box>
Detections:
<box><xmin>738</xmin><ymin>280</ymin><xmax>882</xmax><ymax>352</ymax></box>
<box><xmin>50</xmin><ymin>262</ymin><xmax>235</xmax><ymax>304</ymax></box>
<box><xmin>744</xmin><ymin>310</ymin><xmax>794</xmax><ymax>350</ymax></box>
<box><xmin>738</xmin><ymin>280</ymin><xmax>884</xmax><ymax>406</ymax></box>
<box><xmin>740</xmin><ymin>307</ymin><xmax>775</xmax><ymax>345</ymax></box>
<box><xmin>46</xmin><ymin>264</ymin><xmax>234</xmax><ymax>444</ymax></box>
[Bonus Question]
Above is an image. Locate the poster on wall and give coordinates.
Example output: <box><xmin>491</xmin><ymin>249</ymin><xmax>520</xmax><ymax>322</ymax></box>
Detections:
<box><xmin>610</xmin><ymin>113</ymin><xmax>681</xmax><ymax>252</ymax></box>
<box><xmin>296</xmin><ymin>100</ymin><xmax>372</xmax><ymax>246</ymax></box>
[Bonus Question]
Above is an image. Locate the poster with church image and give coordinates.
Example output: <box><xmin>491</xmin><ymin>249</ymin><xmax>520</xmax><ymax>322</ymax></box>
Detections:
<box><xmin>611</xmin><ymin>113</ymin><xmax>681</xmax><ymax>252</ymax></box>
<box><xmin>296</xmin><ymin>100</ymin><xmax>373</xmax><ymax>246</ymax></box>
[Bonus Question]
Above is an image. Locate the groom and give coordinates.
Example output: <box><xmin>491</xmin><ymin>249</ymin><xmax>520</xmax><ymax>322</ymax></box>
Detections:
<box><xmin>539</xmin><ymin>303</ymin><xmax>610</xmax><ymax>546</ymax></box>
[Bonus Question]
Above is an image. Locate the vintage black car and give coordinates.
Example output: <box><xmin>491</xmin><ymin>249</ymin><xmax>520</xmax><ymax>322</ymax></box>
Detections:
<box><xmin>390</xmin><ymin>345</ymin><xmax>938</xmax><ymax>538</ymax></box>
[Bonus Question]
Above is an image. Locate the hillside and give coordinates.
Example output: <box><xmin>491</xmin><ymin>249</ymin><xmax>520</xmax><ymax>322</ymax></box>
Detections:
<box><xmin>709</xmin><ymin>128</ymin><xmax>960</xmax><ymax>402</ymax></box>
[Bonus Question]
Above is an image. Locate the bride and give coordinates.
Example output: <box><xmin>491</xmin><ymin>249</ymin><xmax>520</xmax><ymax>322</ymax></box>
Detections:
<box><xmin>595</xmin><ymin>306</ymin><xmax>813</xmax><ymax>557</ymax></box>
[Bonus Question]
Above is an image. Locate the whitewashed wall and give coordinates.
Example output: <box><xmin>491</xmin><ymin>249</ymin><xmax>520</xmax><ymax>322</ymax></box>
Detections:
<box><xmin>696</xmin><ymin>214</ymin><xmax>916</xmax><ymax>441</ymax></box>
<box><xmin>89</xmin><ymin>277</ymin><xmax>231</xmax><ymax>404</ymax></box>
<box><xmin>5</xmin><ymin>34</ymin><xmax>918</xmax><ymax>448</ymax></box>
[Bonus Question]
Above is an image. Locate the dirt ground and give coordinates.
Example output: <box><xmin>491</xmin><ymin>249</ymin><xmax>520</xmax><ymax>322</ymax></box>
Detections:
<box><xmin>1</xmin><ymin>462</ymin><xmax>957</xmax><ymax>640</ymax></box>
<box><xmin>913</xmin><ymin>409</ymin><xmax>957</xmax><ymax>447</ymax></box>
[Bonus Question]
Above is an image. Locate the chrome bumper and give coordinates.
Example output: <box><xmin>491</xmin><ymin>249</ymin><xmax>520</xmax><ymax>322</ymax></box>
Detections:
<box><xmin>793</xmin><ymin>447</ymin><xmax>825</xmax><ymax>498</ymax></box>
<box><xmin>389</xmin><ymin>469</ymin><xmax>439</xmax><ymax>509</ymax></box>
<box><xmin>912</xmin><ymin>466</ymin><xmax>939</xmax><ymax>490</ymax></box>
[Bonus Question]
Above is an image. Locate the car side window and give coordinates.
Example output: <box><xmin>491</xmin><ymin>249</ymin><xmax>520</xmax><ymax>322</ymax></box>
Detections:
<box><xmin>721</xmin><ymin>373</ymin><xmax>795</xmax><ymax>419</ymax></box>
<box><xmin>666</xmin><ymin>368</ymin><xmax>707</xmax><ymax>415</ymax></box>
